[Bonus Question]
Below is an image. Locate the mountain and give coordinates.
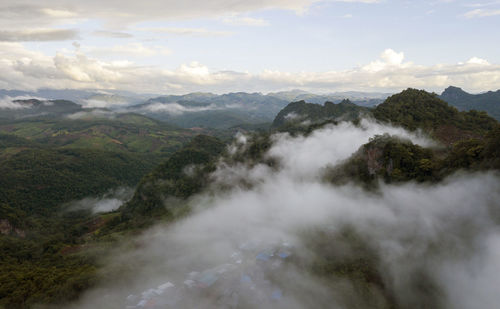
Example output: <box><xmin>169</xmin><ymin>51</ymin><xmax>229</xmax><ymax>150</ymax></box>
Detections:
<box><xmin>272</xmin><ymin>99</ymin><xmax>371</xmax><ymax>129</ymax></box>
<box><xmin>0</xmin><ymin>107</ymin><xmax>220</xmax><ymax>308</ymax></box>
<box><xmin>130</xmin><ymin>92</ymin><xmax>290</xmax><ymax>129</ymax></box>
<box><xmin>0</xmin><ymin>144</ymin><xmax>153</xmax><ymax>217</ymax></box>
<box><xmin>373</xmin><ymin>88</ymin><xmax>497</xmax><ymax>145</ymax></box>
<box><xmin>322</xmin><ymin>89</ymin><xmax>500</xmax><ymax>186</ymax></box>
<box><xmin>328</xmin><ymin>122</ymin><xmax>500</xmax><ymax>186</ymax></box>
<box><xmin>114</xmin><ymin>135</ymin><xmax>227</xmax><ymax>229</ymax></box>
<box><xmin>0</xmin><ymin>88</ymin><xmax>151</xmax><ymax>114</ymax></box>
<box><xmin>0</xmin><ymin>113</ymin><xmax>194</xmax><ymax>155</ymax></box>
<box><xmin>268</xmin><ymin>89</ymin><xmax>391</xmax><ymax>107</ymax></box>
<box><xmin>83</xmin><ymin>93</ymin><xmax>143</xmax><ymax>108</ymax></box>
<box><xmin>439</xmin><ymin>86</ymin><xmax>500</xmax><ymax>120</ymax></box>
<box><xmin>0</xmin><ymin>110</ymin><xmax>205</xmax><ymax>222</ymax></box>
<box><xmin>0</xmin><ymin>99</ymin><xmax>83</xmax><ymax>119</ymax></box>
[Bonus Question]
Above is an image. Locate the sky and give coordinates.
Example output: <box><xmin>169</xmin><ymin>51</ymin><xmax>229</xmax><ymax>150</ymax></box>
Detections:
<box><xmin>0</xmin><ymin>0</ymin><xmax>499</xmax><ymax>94</ymax></box>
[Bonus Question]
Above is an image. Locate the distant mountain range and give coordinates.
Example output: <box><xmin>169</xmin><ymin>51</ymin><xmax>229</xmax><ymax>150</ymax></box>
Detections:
<box><xmin>2</xmin><ymin>86</ymin><xmax>499</xmax><ymax>129</ymax></box>
<box><xmin>129</xmin><ymin>91</ymin><xmax>389</xmax><ymax>129</ymax></box>
<box><xmin>268</xmin><ymin>89</ymin><xmax>390</xmax><ymax>106</ymax></box>
<box><xmin>439</xmin><ymin>86</ymin><xmax>500</xmax><ymax>120</ymax></box>
<box><xmin>0</xmin><ymin>88</ymin><xmax>148</xmax><ymax>106</ymax></box>
<box><xmin>0</xmin><ymin>89</ymin><xmax>391</xmax><ymax>129</ymax></box>
<box><xmin>130</xmin><ymin>92</ymin><xmax>289</xmax><ymax>129</ymax></box>
<box><xmin>0</xmin><ymin>99</ymin><xmax>83</xmax><ymax>119</ymax></box>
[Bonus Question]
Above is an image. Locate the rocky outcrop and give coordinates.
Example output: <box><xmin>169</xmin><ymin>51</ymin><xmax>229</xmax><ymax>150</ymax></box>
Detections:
<box><xmin>0</xmin><ymin>219</ymin><xmax>25</xmax><ymax>237</ymax></box>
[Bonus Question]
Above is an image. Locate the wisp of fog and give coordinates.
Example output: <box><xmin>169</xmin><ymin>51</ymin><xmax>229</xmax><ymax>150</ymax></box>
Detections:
<box><xmin>66</xmin><ymin>187</ymin><xmax>134</xmax><ymax>214</ymax></box>
<box><xmin>68</xmin><ymin>119</ymin><xmax>500</xmax><ymax>309</ymax></box>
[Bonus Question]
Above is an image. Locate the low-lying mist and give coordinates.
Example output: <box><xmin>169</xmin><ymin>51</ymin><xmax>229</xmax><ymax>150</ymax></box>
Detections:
<box><xmin>67</xmin><ymin>120</ymin><xmax>500</xmax><ymax>309</ymax></box>
<box><xmin>66</xmin><ymin>187</ymin><xmax>134</xmax><ymax>214</ymax></box>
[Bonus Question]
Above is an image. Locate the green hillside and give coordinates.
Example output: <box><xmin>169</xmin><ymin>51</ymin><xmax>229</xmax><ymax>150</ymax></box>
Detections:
<box><xmin>272</xmin><ymin>99</ymin><xmax>371</xmax><ymax>129</ymax></box>
<box><xmin>0</xmin><ymin>113</ymin><xmax>193</xmax><ymax>155</ymax></box>
<box><xmin>373</xmin><ymin>88</ymin><xmax>497</xmax><ymax>145</ymax></box>
<box><xmin>113</xmin><ymin>135</ymin><xmax>227</xmax><ymax>229</ymax></box>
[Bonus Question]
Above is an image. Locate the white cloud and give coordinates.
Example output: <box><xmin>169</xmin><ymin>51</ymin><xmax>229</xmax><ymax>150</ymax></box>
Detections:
<box><xmin>0</xmin><ymin>1</ymin><xmax>309</xmax><ymax>29</ymax></box>
<box><xmin>0</xmin><ymin>28</ymin><xmax>78</xmax><ymax>42</ymax></box>
<box><xmin>0</xmin><ymin>0</ymin><xmax>381</xmax><ymax>31</ymax></box>
<box><xmin>0</xmin><ymin>95</ymin><xmax>45</xmax><ymax>109</ymax></box>
<box><xmin>0</xmin><ymin>43</ymin><xmax>499</xmax><ymax>94</ymax></box>
<box><xmin>467</xmin><ymin>57</ymin><xmax>490</xmax><ymax>65</ymax></box>
<box><xmin>92</xmin><ymin>30</ymin><xmax>133</xmax><ymax>39</ymax></box>
<box><xmin>53</xmin><ymin>52</ymin><xmax>123</xmax><ymax>83</ymax></box>
<box><xmin>136</xmin><ymin>27</ymin><xmax>233</xmax><ymax>37</ymax></box>
<box><xmin>222</xmin><ymin>16</ymin><xmax>270</xmax><ymax>26</ymax></box>
<box><xmin>86</xmin><ymin>43</ymin><xmax>171</xmax><ymax>58</ymax></box>
<box><xmin>41</xmin><ymin>8</ymin><xmax>77</xmax><ymax>18</ymax></box>
<box><xmin>463</xmin><ymin>8</ymin><xmax>500</xmax><ymax>18</ymax></box>
<box><xmin>140</xmin><ymin>102</ymin><xmax>220</xmax><ymax>115</ymax></box>
<box><xmin>66</xmin><ymin>187</ymin><xmax>134</xmax><ymax>214</ymax></box>
<box><xmin>363</xmin><ymin>49</ymin><xmax>408</xmax><ymax>72</ymax></box>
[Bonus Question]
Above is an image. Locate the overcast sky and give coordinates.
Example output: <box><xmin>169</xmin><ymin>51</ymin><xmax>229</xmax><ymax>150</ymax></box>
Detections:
<box><xmin>0</xmin><ymin>0</ymin><xmax>499</xmax><ymax>94</ymax></box>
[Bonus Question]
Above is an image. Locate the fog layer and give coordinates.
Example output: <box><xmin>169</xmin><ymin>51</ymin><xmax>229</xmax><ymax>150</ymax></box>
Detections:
<box><xmin>69</xmin><ymin>120</ymin><xmax>500</xmax><ymax>309</ymax></box>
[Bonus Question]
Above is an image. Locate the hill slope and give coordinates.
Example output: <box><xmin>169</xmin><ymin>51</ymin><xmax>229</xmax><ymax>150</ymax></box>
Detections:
<box><xmin>272</xmin><ymin>99</ymin><xmax>371</xmax><ymax>129</ymax></box>
<box><xmin>130</xmin><ymin>92</ymin><xmax>289</xmax><ymax>129</ymax></box>
<box><xmin>373</xmin><ymin>88</ymin><xmax>497</xmax><ymax>145</ymax></box>
<box><xmin>0</xmin><ymin>113</ymin><xmax>193</xmax><ymax>155</ymax></box>
<box><xmin>440</xmin><ymin>86</ymin><xmax>500</xmax><ymax>120</ymax></box>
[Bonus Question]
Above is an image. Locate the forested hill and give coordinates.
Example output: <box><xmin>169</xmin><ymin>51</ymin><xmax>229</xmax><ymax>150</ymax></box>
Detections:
<box><xmin>0</xmin><ymin>99</ymin><xmax>83</xmax><ymax>119</ymax></box>
<box><xmin>272</xmin><ymin>99</ymin><xmax>371</xmax><ymax>129</ymax></box>
<box><xmin>373</xmin><ymin>88</ymin><xmax>497</xmax><ymax>145</ymax></box>
<box><xmin>0</xmin><ymin>113</ymin><xmax>193</xmax><ymax>156</ymax></box>
<box><xmin>111</xmin><ymin>135</ymin><xmax>227</xmax><ymax>229</ymax></box>
<box><xmin>439</xmin><ymin>86</ymin><xmax>500</xmax><ymax>121</ymax></box>
<box><xmin>130</xmin><ymin>92</ymin><xmax>290</xmax><ymax>129</ymax></box>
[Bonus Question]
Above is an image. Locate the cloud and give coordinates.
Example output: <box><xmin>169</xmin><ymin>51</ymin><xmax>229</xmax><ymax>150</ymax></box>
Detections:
<box><xmin>466</xmin><ymin>57</ymin><xmax>490</xmax><ymax>65</ymax></box>
<box><xmin>463</xmin><ymin>1</ymin><xmax>500</xmax><ymax>8</ymax></box>
<box><xmin>0</xmin><ymin>1</ymin><xmax>310</xmax><ymax>29</ymax></box>
<box><xmin>138</xmin><ymin>102</ymin><xmax>221</xmax><ymax>115</ymax></box>
<box><xmin>40</xmin><ymin>8</ymin><xmax>77</xmax><ymax>18</ymax></box>
<box><xmin>222</xmin><ymin>16</ymin><xmax>270</xmax><ymax>26</ymax></box>
<box><xmin>86</xmin><ymin>43</ymin><xmax>171</xmax><ymax>58</ymax></box>
<box><xmin>0</xmin><ymin>1</ymin><xmax>381</xmax><ymax>31</ymax></box>
<box><xmin>463</xmin><ymin>8</ymin><xmax>500</xmax><ymax>18</ymax></box>
<box><xmin>66</xmin><ymin>109</ymin><xmax>117</xmax><ymax>120</ymax></box>
<box><xmin>0</xmin><ymin>95</ymin><xmax>46</xmax><ymax>109</ymax></box>
<box><xmin>1</xmin><ymin>44</ymin><xmax>499</xmax><ymax>94</ymax></box>
<box><xmin>363</xmin><ymin>49</ymin><xmax>408</xmax><ymax>72</ymax></box>
<box><xmin>54</xmin><ymin>52</ymin><xmax>123</xmax><ymax>83</ymax></box>
<box><xmin>92</xmin><ymin>30</ymin><xmax>133</xmax><ymax>39</ymax></box>
<box><xmin>66</xmin><ymin>187</ymin><xmax>134</xmax><ymax>214</ymax></box>
<box><xmin>136</xmin><ymin>27</ymin><xmax>233</xmax><ymax>37</ymax></box>
<box><xmin>0</xmin><ymin>29</ymin><xmax>79</xmax><ymax>42</ymax></box>
<box><xmin>67</xmin><ymin>119</ymin><xmax>500</xmax><ymax>309</ymax></box>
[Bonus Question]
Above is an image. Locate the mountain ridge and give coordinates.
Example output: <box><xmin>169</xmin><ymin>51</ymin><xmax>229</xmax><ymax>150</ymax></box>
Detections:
<box><xmin>440</xmin><ymin>85</ymin><xmax>500</xmax><ymax>120</ymax></box>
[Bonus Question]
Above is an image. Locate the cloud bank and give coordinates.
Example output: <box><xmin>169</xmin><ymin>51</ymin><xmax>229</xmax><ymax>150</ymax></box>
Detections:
<box><xmin>0</xmin><ymin>1</ymin><xmax>377</xmax><ymax>29</ymax></box>
<box><xmin>67</xmin><ymin>120</ymin><xmax>500</xmax><ymax>309</ymax></box>
<box><xmin>0</xmin><ymin>44</ymin><xmax>499</xmax><ymax>94</ymax></box>
<box><xmin>0</xmin><ymin>95</ymin><xmax>48</xmax><ymax>109</ymax></box>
